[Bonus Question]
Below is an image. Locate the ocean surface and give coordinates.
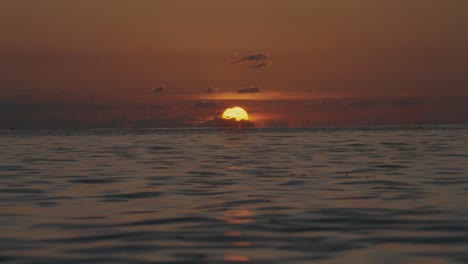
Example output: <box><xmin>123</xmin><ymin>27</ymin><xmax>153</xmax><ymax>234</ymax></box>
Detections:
<box><xmin>1</xmin><ymin>126</ymin><xmax>468</xmax><ymax>264</ymax></box>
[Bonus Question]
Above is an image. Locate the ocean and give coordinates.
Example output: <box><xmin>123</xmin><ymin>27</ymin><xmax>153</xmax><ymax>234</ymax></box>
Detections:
<box><xmin>1</xmin><ymin>126</ymin><xmax>467</xmax><ymax>264</ymax></box>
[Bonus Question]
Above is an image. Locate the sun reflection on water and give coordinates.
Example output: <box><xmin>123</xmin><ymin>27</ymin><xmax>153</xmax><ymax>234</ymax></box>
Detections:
<box><xmin>220</xmin><ymin>209</ymin><xmax>254</xmax><ymax>262</ymax></box>
<box><xmin>217</xmin><ymin>209</ymin><xmax>254</xmax><ymax>225</ymax></box>
<box><xmin>224</xmin><ymin>255</ymin><xmax>250</xmax><ymax>262</ymax></box>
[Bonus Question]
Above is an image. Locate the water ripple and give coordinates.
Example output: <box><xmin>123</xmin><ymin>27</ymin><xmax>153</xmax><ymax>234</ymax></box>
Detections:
<box><xmin>0</xmin><ymin>126</ymin><xmax>467</xmax><ymax>263</ymax></box>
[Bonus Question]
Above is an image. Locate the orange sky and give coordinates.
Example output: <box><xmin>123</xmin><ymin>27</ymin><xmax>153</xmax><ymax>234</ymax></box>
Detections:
<box><xmin>1</xmin><ymin>0</ymin><xmax>468</xmax><ymax>128</ymax></box>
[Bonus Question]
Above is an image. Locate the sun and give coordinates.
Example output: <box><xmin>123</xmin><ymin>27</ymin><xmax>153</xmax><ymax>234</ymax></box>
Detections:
<box><xmin>222</xmin><ymin>107</ymin><xmax>249</xmax><ymax>121</ymax></box>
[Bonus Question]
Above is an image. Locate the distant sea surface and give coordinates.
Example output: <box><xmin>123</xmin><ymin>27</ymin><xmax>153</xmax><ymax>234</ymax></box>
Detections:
<box><xmin>1</xmin><ymin>126</ymin><xmax>468</xmax><ymax>264</ymax></box>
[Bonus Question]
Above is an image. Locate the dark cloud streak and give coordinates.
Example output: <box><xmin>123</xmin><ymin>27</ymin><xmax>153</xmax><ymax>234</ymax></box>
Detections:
<box><xmin>206</xmin><ymin>87</ymin><xmax>218</xmax><ymax>93</ymax></box>
<box><xmin>237</xmin><ymin>87</ymin><xmax>261</xmax><ymax>94</ymax></box>
<box><xmin>153</xmin><ymin>86</ymin><xmax>166</xmax><ymax>93</ymax></box>
<box><xmin>250</xmin><ymin>61</ymin><xmax>272</xmax><ymax>68</ymax></box>
<box><xmin>232</xmin><ymin>52</ymin><xmax>272</xmax><ymax>69</ymax></box>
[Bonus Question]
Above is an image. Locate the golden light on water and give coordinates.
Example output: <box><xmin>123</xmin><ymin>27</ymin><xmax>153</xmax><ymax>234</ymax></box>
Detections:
<box><xmin>224</xmin><ymin>255</ymin><xmax>249</xmax><ymax>262</ymax></box>
<box><xmin>222</xmin><ymin>107</ymin><xmax>249</xmax><ymax>121</ymax></box>
<box><xmin>217</xmin><ymin>209</ymin><xmax>254</xmax><ymax>225</ymax></box>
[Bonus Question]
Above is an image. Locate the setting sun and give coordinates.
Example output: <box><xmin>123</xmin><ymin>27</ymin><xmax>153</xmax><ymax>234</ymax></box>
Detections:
<box><xmin>222</xmin><ymin>107</ymin><xmax>249</xmax><ymax>121</ymax></box>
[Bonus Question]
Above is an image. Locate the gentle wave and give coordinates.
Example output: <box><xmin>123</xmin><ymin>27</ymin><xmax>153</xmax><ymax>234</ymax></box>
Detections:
<box><xmin>1</xmin><ymin>126</ymin><xmax>468</xmax><ymax>263</ymax></box>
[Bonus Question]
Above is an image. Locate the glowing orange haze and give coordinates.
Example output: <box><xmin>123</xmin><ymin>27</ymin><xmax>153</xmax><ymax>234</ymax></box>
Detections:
<box><xmin>0</xmin><ymin>0</ymin><xmax>468</xmax><ymax>128</ymax></box>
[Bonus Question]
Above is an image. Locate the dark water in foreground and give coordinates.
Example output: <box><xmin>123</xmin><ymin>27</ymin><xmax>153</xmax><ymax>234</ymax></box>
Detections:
<box><xmin>1</xmin><ymin>126</ymin><xmax>468</xmax><ymax>264</ymax></box>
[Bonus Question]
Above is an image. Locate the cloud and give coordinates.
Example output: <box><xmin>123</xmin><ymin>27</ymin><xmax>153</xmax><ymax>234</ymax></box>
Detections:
<box><xmin>193</xmin><ymin>101</ymin><xmax>224</xmax><ymax>109</ymax></box>
<box><xmin>153</xmin><ymin>86</ymin><xmax>166</xmax><ymax>93</ymax></box>
<box><xmin>250</xmin><ymin>61</ymin><xmax>272</xmax><ymax>68</ymax></box>
<box><xmin>206</xmin><ymin>87</ymin><xmax>218</xmax><ymax>93</ymax></box>
<box><xmin>237</xmin><ymin>87</ymin><xmax>261</xmax><ymax>94</ymax></box>
<box><xmin>198</xmin><ymin>117</ymin><xmax>254</xmax><ymax>128</ymax></box>
<box><xmin>235</xmin><ymin>53</ymin><xmax>271</xmax><ymax>62</ymax></box>
<box><xmin>232</xmin><ymin>52</ymin><xmax>272</xmax><ymax>68</ymax></box>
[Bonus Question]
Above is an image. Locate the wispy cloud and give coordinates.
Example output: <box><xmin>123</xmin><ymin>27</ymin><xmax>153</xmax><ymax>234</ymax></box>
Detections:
<box><xmin>205</xmin><ymin>87</ymin><xmax>218</xmax><ymax>93</ymax></box>
<box><xmin>237</xmin><ymin>87</ymin><xmax>261</xmax><ymax>94</ymax></box>
<box><xmin>232</xmin><ymin>52</ymin><xmax>272</xmax><ymax>68</ymax></box>
<box><xmin>153</xmin><ymin>86</ymin><xmax>166</xmax><ymax>93</ymax></box>
<box><xmin>250</xmin><ymin>61</ymin><xmax>272</xmax><ymax>68</ymax></box>
<box><xmin>235</xmin><ymin>53</ymin><xmax>271</xmax><ymax>62</ymax></box>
